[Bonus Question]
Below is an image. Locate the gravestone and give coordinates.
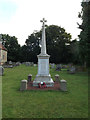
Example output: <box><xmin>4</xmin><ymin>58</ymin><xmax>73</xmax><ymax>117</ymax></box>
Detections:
<box><xmin>33</xmin><ymin>18</ymin><xmax>54</xmax><ymax>87</ymax></box>
<box><xmin>25</xmin><ymin>62</ymin><xmax>31</xmax><ymax>66</ymax></box>
<box><xmin>34</xmin><ymin>64</ymin><xmax>37</xmax><ymax>67</ymax></box>
<box><xmin>16</xmin><ymin>62</ymin><xmax>21</xmax><ymax>66</ymax></box>
<box><xmin>51</xmin><ymin>63</ymin><xmax>55</xmax><ymax>69</ymax></box>
<box><xmin>68</xmin><ymin>66</ymin><xmax>76</xmax><ymax>74</ymax></box>
<box><xmin>30</xmin><ymin>62</ymin><xmax>34</xmax><ymax>66</ymax></box>
<box><xmin>0</xmin><ymin>66</ymin><xmax>4</xmax><ymax>76</ymax></box>
<box><xmin>56</xmin><ymin>64</ymin><xmax>61</xmax><ymax>71</ymax></box>
<box><xmin>8</xmin><ymin>61</ymin><xmax>13</xmax><ymax>68</ymax></box>
<box><xmin>22</xmin><ymin>62</ymin><xmax>25</xmax><ymax>65</ymax></box>
<box><xmin>62</xmin><ymin>65</ymin><xmax>67</xmax><ymax>69</ymax></box>
<box><xmin>55</xmin><ymin>74</ymin><xmax>60</xmax><ymax>82</ymax></box>
<box><xmin>9</xmin><ymin>61</ymin><xmax>12</xmax><ymax>65</ymax></box>
<box><xmin>20</xmin><ymin>80</ymin><xmax>27</xmax><ymax>91</ymax></box>
<box><xmin>60</xmin><ymin>80</ymin><xmax>67</xmax><ymax>91</ymax></box>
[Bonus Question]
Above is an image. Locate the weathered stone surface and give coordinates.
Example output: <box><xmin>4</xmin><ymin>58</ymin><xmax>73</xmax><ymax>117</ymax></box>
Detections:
<box><xmin>20</xmin><ymin>80</ymin><xmax>27</xmax><ymax>91</ymax></box>
<box><xmin>60</xmin><ymin>80</ymin><xmax>67</xmax><ymax>91</ymax></box>
<box><xmin>55</xmin><ymin>74</ymin><xmax>60</xmax><ymax>82</ymax></box>
<box><xmin>33</xmin><ymin>74</ymin><xmax>54</xmax><ymax>87</ymax></box>
<box><xmin>38</xmin><ymin>56</ymin><xmax>49</xmax><ymax>75</ymax></box>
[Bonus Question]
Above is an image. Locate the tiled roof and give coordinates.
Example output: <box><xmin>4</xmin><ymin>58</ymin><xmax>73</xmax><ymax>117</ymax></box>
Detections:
<box><xmin>0</xmin><ymin>43</ymin><xmax>7</xmax><ymax>51</ymax></box>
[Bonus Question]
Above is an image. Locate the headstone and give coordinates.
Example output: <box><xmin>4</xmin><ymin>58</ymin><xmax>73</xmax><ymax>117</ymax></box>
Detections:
<box><xmin>0</xmin><ymin>66</ymin><xmax>4</xmax><ymax>76</ymax></box>
<box><xmin>30</xmin><ymin>62</ymin><xmax>34</xmax><ymax>66</ymax></box>
<box><xmin>34</xmin><ymin>64</ymin><xmax>37</xmax><ymax>67</ymax></box>
<box><xmin>60</xmin><ymin>80</ymin><xmax>67</xmax><ymax>91</ymax></box>
<box><xmin>68</xmin><ymin>66</ymin><xmax>76</xmax><ymax>74</ymax></box>
<box><xmin>8</xmin><ymin>61</ymin><xmax>13</xmax><ymax>68</ymax></box>
<box><xmin>56</xmin><ymin>64</ymin><xmax>61</xmax><ymax>71</ymax></box>
<box><xmin>60</xmin><ymin>64</ymin><xmax>62</xmax><ymax>68</ymax></box>
<box><xmin>16</xmin><ymin>62</ymin><xmax>21</xmax><ymax>66</ymax></box>
<box><xmin>22</xmin><ymin>62</ymin><xmax>25</xmax><ymax>65</ymax></box>
<box><xmin>51</xmin><ymin>63</ymin><xmax>55</xmax><ymax>69</ymax></box>
<box><xmin>55</xmin><ymin>74</ymin><xmax>60</xmax><ymax>82</ymax></box>
<box><xmin>9</xmin><ymin>61</ymin><xmax>12</xmax><ymax>65</ymax></box>
<box><xmin>33</xmin><ymin>18</ymin><xmax>54</xmax><ymax>87</ymax></box>
<box><xmin>68</xmin><ymin>63</ymin><xmax>73</xmax><ymax>68</ymax></box>
<box><xmin>28</xmin><ymin>74</ymin><xmax>32</xmax><ymax>82</ymax></box>
<box><xmin>62</xmin><ymin>65</ymin><xmax>67</xmax><ymax>69</ymax></box>
<box><xmin>20</xmin><ymin>80</ymin><xmax>27</xmax><ymax>91</ymax></box>
<box><xmin>12</xmin><ymin>62</ymin><xmax>16</xmax><ymax>66</ymax></box>
<box><xmin>25</xmin><ymin>62</ymin><xmax>30</xmax><ymax>66</ymax></box>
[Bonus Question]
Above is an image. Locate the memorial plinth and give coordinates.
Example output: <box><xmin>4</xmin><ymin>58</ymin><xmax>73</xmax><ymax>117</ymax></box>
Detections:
<box><xmin>33</xmin><ymin>18</ymin><xmax>54</xmax><ymax>87</ymax></box>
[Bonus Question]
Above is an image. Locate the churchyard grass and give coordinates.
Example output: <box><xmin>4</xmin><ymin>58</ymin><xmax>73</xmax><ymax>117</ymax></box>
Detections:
<box><xmin>2</xmin><ymin>65</ymin><xmax>88</xmax><ymax>118</ymax></box>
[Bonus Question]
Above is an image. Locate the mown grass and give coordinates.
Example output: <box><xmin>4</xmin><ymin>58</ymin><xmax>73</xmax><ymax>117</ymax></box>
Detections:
<box><xmin>2</xmin><ymin>65</ymin><xmax>88</xmax><ymax>118</ymax></box>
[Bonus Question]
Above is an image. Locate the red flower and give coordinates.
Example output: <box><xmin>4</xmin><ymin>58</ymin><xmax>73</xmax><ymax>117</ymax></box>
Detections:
<box><xmin>38</xmin><ymin>83</ymin><xmax>41</xmax><ymax>88</ymax></box>
<box><xmin>38</xmin><ymin>82</ymin><xmax>47</xmax><ymax>88</ymax></box>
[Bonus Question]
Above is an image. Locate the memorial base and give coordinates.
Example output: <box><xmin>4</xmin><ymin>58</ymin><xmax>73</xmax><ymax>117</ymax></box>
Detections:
<box><xmin>33</xmin><ymin>74</ymin><xmax>54</xmax><ymax>87</ymax></box>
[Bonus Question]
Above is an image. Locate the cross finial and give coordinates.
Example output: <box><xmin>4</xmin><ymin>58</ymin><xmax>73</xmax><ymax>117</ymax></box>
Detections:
<box><xmin>40</xmin><ymin>18</ymin><xmax>47</xmax><ymax>25</ymax></box>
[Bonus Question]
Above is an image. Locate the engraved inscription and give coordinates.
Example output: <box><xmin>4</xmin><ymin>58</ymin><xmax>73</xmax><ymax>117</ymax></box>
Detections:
<box><xmin>38</xmin><ymin>59</ymin><xmax>49</xmax><ymax>75</ymax></box>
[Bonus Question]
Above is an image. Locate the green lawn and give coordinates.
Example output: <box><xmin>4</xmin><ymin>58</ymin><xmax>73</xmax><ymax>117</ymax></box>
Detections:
<box><xmin>2</xmin><ymin>65</ymin><xmax>88</xmax><ymax>118</ymax></box>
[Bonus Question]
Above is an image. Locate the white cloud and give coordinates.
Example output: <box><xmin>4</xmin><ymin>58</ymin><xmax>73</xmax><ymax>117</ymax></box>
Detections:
<box><xmin>0</xmin><ymin>0</ymin><xmax>82</xmax><ymax>45</ymax></box>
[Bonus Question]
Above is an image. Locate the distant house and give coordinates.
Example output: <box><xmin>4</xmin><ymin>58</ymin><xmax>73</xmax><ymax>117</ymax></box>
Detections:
<box><xmin>0</xmin><ymin>43</ymin><xmax>7</xmax><ymax>65</ymax></box>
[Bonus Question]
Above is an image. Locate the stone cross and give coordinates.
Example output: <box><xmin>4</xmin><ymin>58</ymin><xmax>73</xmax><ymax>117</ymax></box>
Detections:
<box><xmin>40</xmin><ymin>18</ymin><xmax>47</xmax><ymax>26</ymax></box>
<box><xmin>40</xmin><ymin>18</ymin><xmax>47</xmax><ymax>55</ymax></box>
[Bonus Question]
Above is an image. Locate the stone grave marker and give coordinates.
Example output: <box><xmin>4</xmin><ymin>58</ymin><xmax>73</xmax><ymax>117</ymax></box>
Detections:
<box><xmin>9</xmin><ymin>61</ymin><xmax>12</xmax><ymax>65</ymax></box>
<box><xmin>55</xmin><ymin>74</ymin><xmax>60</xmax><ymax>82</ymax></box>
<box><xmin>34</xmin><ymin>64</ymin><xmax>37</xmax><ymax>67</ymax></box>
<box><xmin>51</xmin><ymin>63</ymin><xmax>55</xmax><ymax>69</ymax></box>
<box><xmin>56</xmin><ymin>64</ymin><xmax>61</xmax><ymax>71</ymax></box>
<box><xmin>60</xmin><ymin>80</ymin><xmax>67</xmax><ymax>91</ymax></box>
<box><xmin>20</xmin><ymin>80</ymin><xmax>27</xmax><ymax>91</ymax></box>
<box><xmin>68</xmin><ymin>66</ymin><xmax>76</xmax><ymax>74</ymax></box>
<box><xmin>0</xmin><ymin>66</ymin><xmax>4</xmax><ymax>76</ymax></box>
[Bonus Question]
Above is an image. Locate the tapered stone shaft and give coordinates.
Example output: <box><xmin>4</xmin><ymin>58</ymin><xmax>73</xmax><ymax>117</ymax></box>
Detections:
<box><xmin>41</xmin><ymin>20</ymin><xmax>46</xmax><ymax>55</ymax></box>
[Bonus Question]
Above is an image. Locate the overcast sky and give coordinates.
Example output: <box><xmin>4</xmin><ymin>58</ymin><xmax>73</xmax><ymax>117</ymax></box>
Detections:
<box><xmin>0</xmin><ymin>0</ymin><xmax>82</xmax><ymax>46</ymax></box>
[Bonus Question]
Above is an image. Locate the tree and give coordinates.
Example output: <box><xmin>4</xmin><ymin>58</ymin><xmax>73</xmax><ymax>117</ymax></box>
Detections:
<box><xmin>69</xmin><ymin>39</ymin><xmax>80</xmax><ymax>64</ymax></box>
<box><xmin>20</xmin><ymin>45</ymin><xmax>28</xmax><ymax>62</ymax></box>
<box><xmin>25</xmin><ymin>25</ymin><xmax>72</xmax><ymax>64</ymax></box>
<box><xmin>78</xmin><ymin>1</ymin><xmax>90</xmax><ymax>66</ymax></box>
<box><xmin>45</xmin><ymin>25</ymin><xmax>72</xmax><ymax>63</ymax></box>
<box><xmin>1</xmin><ymin>34</ymin><xmax>21</xmax><ymax>62</ymax></box>
<box><xmin>25</xmin><ymin>33</ymin><xmax>41</xmax><ymax>63</ymax></box>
